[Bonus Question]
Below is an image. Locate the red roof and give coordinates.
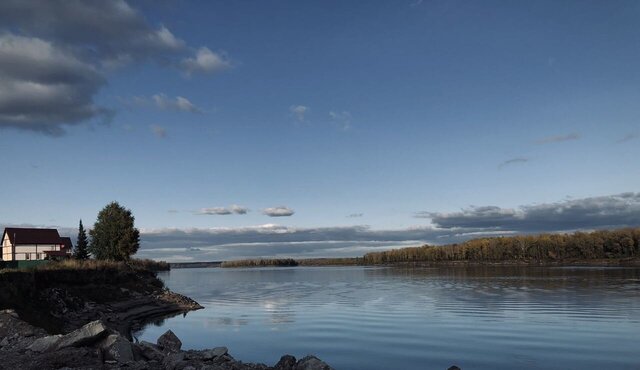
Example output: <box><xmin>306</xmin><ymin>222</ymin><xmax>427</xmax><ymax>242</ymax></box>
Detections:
<box><xmin>3</xmin><ymin>228</ymin><xmax>63</xmax><ymax>245</ymax></box>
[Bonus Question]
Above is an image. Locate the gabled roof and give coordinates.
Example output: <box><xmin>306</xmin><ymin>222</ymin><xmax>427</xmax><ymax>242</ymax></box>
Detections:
<box><xmin>2</xmin><ymin>228</ymin><xmax>63</xmax><ymax>245</ymax></box>
<box><xmin>60</xmin><ymin>237</ymin><xmax>73</xmax><ymax>250</ymax></box>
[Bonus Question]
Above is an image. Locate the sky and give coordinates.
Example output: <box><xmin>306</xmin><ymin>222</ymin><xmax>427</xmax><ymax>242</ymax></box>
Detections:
<box><xmin>0</xmin><ymin>0</ymin><xmax>639</xmax><ymax>262</ymax></box>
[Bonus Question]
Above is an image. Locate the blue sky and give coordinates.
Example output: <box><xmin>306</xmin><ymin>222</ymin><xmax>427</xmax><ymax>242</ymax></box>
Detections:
<box><xmin>1</xmin><ymin>0</ymin><xmax>639</xmax><ymax>261</ymax></box>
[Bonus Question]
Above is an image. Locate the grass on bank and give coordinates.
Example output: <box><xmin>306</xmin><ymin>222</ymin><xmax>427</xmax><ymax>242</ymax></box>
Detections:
<box><xmin>0</xmin><ymin>258</ymin><xmax>169</xmax><ymax>273</ymax></box>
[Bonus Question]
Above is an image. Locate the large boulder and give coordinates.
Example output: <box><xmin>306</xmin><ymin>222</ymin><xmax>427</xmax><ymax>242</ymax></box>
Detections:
<box><xmin>28</xmin><ymin>334</ymin><xmax>63</xmax><ymax>353</ymax></box>
<box><xmin>295</xmin><ymin>355</ymin><xmax>334</xmax><ymax>370</ymax></box>
<box><xmin>157</xmin><ymin>329</ymin><xmax>182</xmax><ymax>352</ymax></box>
<box><xmin>137</xmin><ymin>340</ymin><xmax>165</xmax><ymax>361</ymax></box>
<box><xmin>202</xmin><ymin>346</ymin><xmax>228</xmax><ymax>360</ymax></box>
<box><xmin>100</xmin><ymin>333</ymin><xmax>135</xmax><ymax>363</ymax></box>
<box><xmin>162</xmin><ymin>351</ymin><xmax>186</xmax><ymax>370</ymax></box>
<box><xmin>274</xmin><ymin>355</ymin><xmax>297</xmax><ymax>370</ymax></box>
<box><xmin>56</xmin><ymin>320</ymin><xmax>108</xmax><ymax>349</ymax></box>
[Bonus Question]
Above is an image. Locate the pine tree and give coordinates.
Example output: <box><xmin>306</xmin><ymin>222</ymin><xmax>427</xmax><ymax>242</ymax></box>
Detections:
<box><xmin>74</xmin><ymin>219</ymin><xmax>90</xmax><ymax>260</ymax></box>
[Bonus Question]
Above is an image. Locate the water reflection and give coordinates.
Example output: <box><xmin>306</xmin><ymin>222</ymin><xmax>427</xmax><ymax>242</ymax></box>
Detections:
<box><xmin>136</xmin><ymin>266</ymin><xmax>640</xmax><ymax>370</ymax></box>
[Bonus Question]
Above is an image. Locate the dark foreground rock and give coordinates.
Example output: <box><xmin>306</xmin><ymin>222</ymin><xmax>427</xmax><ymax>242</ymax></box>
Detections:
<box><xmin>0</xmin><ymin>309</ymin><xmax>335</xmax><ymax>370</ymax></box>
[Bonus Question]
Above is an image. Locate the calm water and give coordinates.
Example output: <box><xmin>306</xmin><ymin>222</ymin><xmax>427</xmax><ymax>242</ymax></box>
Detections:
<box><xmin>135</xmin><ymin>266</ymin><xmax>640</xmax><ymax>370</ymax></box>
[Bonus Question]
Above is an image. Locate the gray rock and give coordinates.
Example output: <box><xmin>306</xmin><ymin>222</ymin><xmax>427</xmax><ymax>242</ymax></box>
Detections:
<box><xmin>0</xmin><ymin>337</ymin><xmax>9</xmax><ymax>347</ymax></box>
<box><xmin>157</xmin><ymin>329</ymin><xmax>182</xmax><ymax>352</ymax></box>
<box><xmin>138</xmin><ymin>340</ymin><xmax>165</xmax><ymax>361</ymax></box>
<box><xmin>56</xmin><ymin>320</ymin><xmax>108</xmax><ymax>349</ymax></box>
<box><xmin>199</xmin><ymin>366</ymin><xmax>224</xmax><ymax>370</ymax></box>
<box><xmin>295</xmin><ymin>355</ymin><xmax>334</xmax><ymax>370</ymax></box>
<box><xmin>162</xmin><ymin>351</ymin><xmax>186</xmax><ymax>370</ymax></box>
<box><xmin>101</xmin><ymin>334</ymin><xmax>135</xmax><ymax>363</ymax></box>
<box><xmin>202</xmin><ymin>346</ymin><xmax>228</xmax><ymax>360</ymax></box>
<box><xmin>274</xmin><ymin>355</ymin><xmax>297</xmax><ymax>370</ymax></box>
<box><xmin>28</xmin><ymin>334</ymin><xmax>63</xmax><ymax>353</ymax></box>
<box><xmin>0</xmin><ymin>309</ymin><xmax>19</xmax><ymax>318</ymax></box>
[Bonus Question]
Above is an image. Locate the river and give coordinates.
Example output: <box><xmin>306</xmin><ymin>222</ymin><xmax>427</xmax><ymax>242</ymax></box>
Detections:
<box><xmin>135</xmin><ymin>266</ymin><xmax>640</xmax><ymax>370</ymax></box>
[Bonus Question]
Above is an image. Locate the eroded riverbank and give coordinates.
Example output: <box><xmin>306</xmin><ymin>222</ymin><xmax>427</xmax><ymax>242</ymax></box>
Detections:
<box><xmin>0</xmin><ymin>262</ymin><xmax>337</xmax><ymax>369</ymax></box>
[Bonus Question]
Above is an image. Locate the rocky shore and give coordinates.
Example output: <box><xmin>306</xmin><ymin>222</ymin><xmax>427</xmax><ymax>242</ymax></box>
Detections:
<box><xmin>0</xmin><ymin>263</ymin><xmax>339</xmax><ymax>369</ymax></box>
<box><xmin>0</xmin><ymin>309</ymin><xmax>334</xmax><ymax>369</ymax></box>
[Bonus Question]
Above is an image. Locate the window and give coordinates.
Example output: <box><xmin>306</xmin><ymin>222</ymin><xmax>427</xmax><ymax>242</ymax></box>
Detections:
<box><xmin>36</xmin><ymin>253</ymin><xmax>42</xmax><ymax>260</ymax></box>
<box><xmin>25</xmin><ymin>253</ymin><xmax>30</xmax><ymax>260</ymax></box>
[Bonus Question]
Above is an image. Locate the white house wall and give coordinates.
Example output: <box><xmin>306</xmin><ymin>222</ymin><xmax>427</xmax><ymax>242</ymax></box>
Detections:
<box><xmin>1</xmin><ymin>234</ymin><xmax>11</xmax><ymax>261</ymax></box>
<box><xmin>2</xmin><ymin>239</ymin><xmax>64</xmax><ymax>261</ymax></box>
<box><xmin>13</xmin><ymin>244</ymin><xmax>62</xmax><ymax>260</ymax></box>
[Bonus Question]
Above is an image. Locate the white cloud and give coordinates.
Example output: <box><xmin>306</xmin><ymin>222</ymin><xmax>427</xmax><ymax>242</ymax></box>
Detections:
<box><xmin>263</xmin><ymin>206</ymin><xmax>295</xmax><ymax>217</ymax></box>
<box><xmin>198</xmin><ymin>205</ymin><xmax>250</xmax><ymax>215</ymax></box>
<box><xmin>289</xmin><ymin>105</ymin><xmax>308</xmax><ymax>123</ymax></box>
<box><xmin>329</xmin><ymin>110</ymin><xmax>352</xmax><ymax>130</ymax></box>
<box><xmin>152</xmin><ymin>94</ymin><xmax>201</xmax><ymax>113</ymax></box>
<box><xmin>181</xmin><ymin>47</ymin><xmax>232</xmax><ymax>76</ymax></box>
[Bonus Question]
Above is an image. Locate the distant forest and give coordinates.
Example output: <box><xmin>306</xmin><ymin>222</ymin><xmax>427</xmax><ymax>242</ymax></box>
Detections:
<box><xmin>219</xmin><ymin>227</ymin><xmax>640</xmax><ymax>267</ymax></box>
<box><xmin>220</xmin><ymin>258</ymin><xmax>359</xmax><ymax>268</ymax></box>
<box><xmin>362</xmin><ymin>227</ymin><xmax>640</xmax><ymax>264</ymax></box>
<box><xmin>221</xmin><ymin>258</ymin><xmax>299</xmax><ymax>268</ymax></box>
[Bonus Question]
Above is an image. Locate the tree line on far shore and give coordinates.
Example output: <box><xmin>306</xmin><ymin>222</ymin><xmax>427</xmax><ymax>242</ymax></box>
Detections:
<box><xmin>220</xmin><ymin>257</ymin><xmax>362</xmax><ymax>268</ymax></box>
<box><xmin>219</xmin><ymin>227</ymin><xmax>640</xmax><ymax>267</ymax></box>
<box><xmin>362</xmin><ymin>227</ymin><xmax>640</xmax><ymax>264</ymax></box>
<box><xmin>221</xmin><ymin>258</ymin><xmax>299</xmax><ymax>268</ymax></box>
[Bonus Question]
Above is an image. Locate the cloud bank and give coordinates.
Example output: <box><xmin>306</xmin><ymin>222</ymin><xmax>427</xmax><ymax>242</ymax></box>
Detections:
<box><xmin>135</xmin><ymin>192</ymin><xmax>640</xmax><ymax>261</ymax></box>
<box><xmin>3</xmin><ymin>192</ymin><xmax>638</xmax><ymax>262</ymax></box>
<box><xmin>0</xmin><ymin>0</ymin><xmax>228</xmax><ymax>135</ymax></box>
<box><xmin>0</xmin><ymin>34</ymin><xmax>110</xmax><ymax>135</ymax></box>
<box><xmin>423</xmin><ymin>192</ymin><xmax>640</xmax><ymax>232</ymax></box>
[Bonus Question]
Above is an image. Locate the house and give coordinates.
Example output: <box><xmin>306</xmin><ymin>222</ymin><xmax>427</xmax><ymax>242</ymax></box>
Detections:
<box><xmin>1</xmin><ymin>228</ymin><xmax>73</xmax><ymax>261</ymax></box>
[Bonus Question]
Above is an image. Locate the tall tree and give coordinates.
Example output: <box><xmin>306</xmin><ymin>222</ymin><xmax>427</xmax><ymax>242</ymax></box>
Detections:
<box><xmin>89</xmin><ymin>202</ymin><xmax>140</xmax><ymax>260</ymax></box>
<box><xmin>74</xmin><ymin>219</ymin><xmax>90</xmax><ymax>260</ymax></box>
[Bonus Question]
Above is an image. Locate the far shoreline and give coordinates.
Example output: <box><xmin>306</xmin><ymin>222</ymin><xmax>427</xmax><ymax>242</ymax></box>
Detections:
<box><xmin>169</xmin><ymin>257</ymin><xmax>640</xmax><ymax>269</ymax></box>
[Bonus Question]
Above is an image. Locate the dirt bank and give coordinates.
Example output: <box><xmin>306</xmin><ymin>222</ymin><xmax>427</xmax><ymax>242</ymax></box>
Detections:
<box><xmin>0</xmin><ymin>262</ymin><xmax>202</xmax><ymax>336</ymax></box>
